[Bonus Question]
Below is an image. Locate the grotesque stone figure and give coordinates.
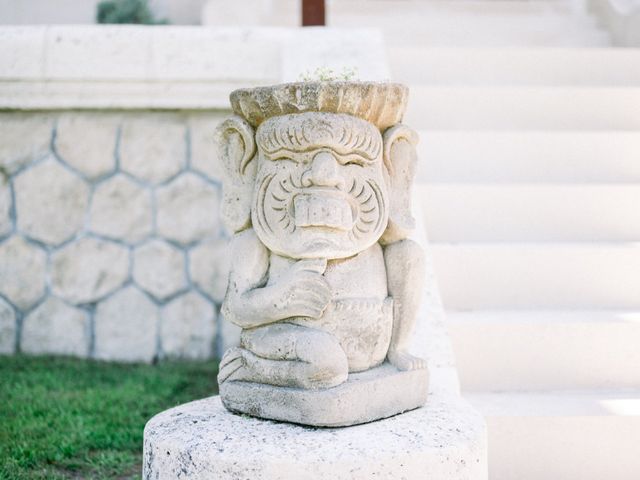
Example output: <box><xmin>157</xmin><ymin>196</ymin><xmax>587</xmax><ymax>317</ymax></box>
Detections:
<box><xmin>216</xmin><ymin>82</ymin><xmax>428</xmax><ymax>427</ymax></box>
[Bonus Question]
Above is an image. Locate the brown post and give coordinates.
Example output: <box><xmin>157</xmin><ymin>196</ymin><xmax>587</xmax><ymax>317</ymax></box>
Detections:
<box><xmin>302</xmin><ymin>0</ymin><xmax>325</xmax><ymax>26</ymax></box>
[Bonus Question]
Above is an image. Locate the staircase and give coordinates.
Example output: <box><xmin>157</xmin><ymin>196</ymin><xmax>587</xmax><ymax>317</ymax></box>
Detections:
<box><xmin>368</xmin><ymin>1</ymin><xmax>640</xmax><ymax>479</ymax></box>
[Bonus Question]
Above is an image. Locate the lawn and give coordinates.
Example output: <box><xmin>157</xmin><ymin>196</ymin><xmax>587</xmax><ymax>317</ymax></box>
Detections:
<box><xmin>0</xmin><ymin>355</ymin><xmax>218</xmax><ymax>480</ymax></box>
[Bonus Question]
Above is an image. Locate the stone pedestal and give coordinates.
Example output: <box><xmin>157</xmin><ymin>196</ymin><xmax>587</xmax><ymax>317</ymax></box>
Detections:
<box><xmin>220</xmin><ymin>363</ymin><xmax>429</xmax><ymax>427</ymax></box>
<box><xmin>143</xmin><ymin>394</ymin><xmax>487</xmax><ymax>480</ymax></box>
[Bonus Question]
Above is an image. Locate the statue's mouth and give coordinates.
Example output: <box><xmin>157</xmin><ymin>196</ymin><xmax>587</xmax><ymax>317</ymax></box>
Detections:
<box><xmin>293</xmin><ymin>189</ymin><xmax>354</xmax><ymax>231</ymax></box>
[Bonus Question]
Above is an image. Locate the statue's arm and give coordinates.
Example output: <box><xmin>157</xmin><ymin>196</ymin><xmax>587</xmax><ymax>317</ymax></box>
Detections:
<box><xmin>383</xmin><ymin>238</ymin><xmax>427</xmax><ymax>371</ymax></box>
<box><xmin>223</xmin><ymin>229</ymin><xmax>331</xmax><ymax>329</ymax></box>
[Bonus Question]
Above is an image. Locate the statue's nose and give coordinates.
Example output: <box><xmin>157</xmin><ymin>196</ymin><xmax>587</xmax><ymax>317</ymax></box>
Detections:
<box><xmin>301</xmin><ymin>151</ymin><xmax>345</xmax><ymax>189</ymax></box>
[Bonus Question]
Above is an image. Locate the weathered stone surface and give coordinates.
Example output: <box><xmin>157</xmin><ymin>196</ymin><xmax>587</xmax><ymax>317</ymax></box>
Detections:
<box><xmin>189</xmin><ymin>114</ymin><xmax>224</xmax><ymax>182</ymax></box>
<box><xmin>90</xmin><ymin>174</ymin><xmax>152</xmax><ymax>243</ymax></box>
<box><xmin>55</xmin><ymin>113</ymin><xmax>118</xmax><ymax>180</ymax></box>
<box><xmin>0</xmin><ymin>297</ymin><xmax>16</xmax><ymax>354</ymax></box>
<box><xmin>15</xmin><ymin>157</ymin><xmax>89</xmax><ymax>245</ymax></box>
<box><xmin>188</xmin><ymin>238</ymin><xmax>230</xmax><ymax>303</ymax></box>
<box><xmin>21</xmin><ymin>296</ymin><xmax>89</xmax><ymax>357</ymax></box>
<box><xmin>217</xmin><ymin>311</ymin><xmax>241</xmax><ymax>355</ymax></box>
<box><xmin>94</xmin><ymin>286</ymin><xmax>158</xmax><ymax>363</ymax></box>
<box><xmin>0</xmin><ymin>236</ymin><xmax>46</xmax><ymax>310</ymax></box>
<box><xmin>156</xmin><ymin>173</ymin><xmax>220</xmax><ymax>245</ymax></box>
<box><xmin>0</xmin><ymin>178</ymin><xmax>11</xmax><ymax>237</ymax></box>
<box><xmin>51</xmin><ymin>237</ymin><xmax>129</xmax><ymax>304</ymax></box>
<box><xmin>221</xmin><ymin>363</ymin><xmax>428</xmax><ymax>426</ymax></box>
<box><xmin>0</xmin><ymin>113</ymin><xmax>52</xmax><ymax>174</ymax></box>
<box><xmin>215</xmin><ymin>82</ymin><xmax>427</xmax><ymax>426</ymax></box>
<box><xmin>133</xmin><ymin>239</ymin><xmax>186</xmax><ymax>301</ymax></box>
<box><xmin>160</xmin><ymin>292</ymin><xmax>216</xmax><ymax>359</ymax></box>
<box><xmin>120</xmin><ymin>117</ymin><xmax>186</xmax><ymax>185</ymax></box>
<box><xmin>143</xmin><ymin>394</ymin><xmax>488</xmax><ymax>480</ymax></box>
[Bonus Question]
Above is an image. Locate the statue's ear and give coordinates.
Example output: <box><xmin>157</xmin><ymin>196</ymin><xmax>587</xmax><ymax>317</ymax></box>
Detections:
<box><xmin>380</xmin><ymin>124</ymin><xmax>419</xmax><ymax>245</ymax></box>
<box><xmin>216</xmin><ymin>115</ymin><xmax>257</xmax><ymax>233</ymax></box>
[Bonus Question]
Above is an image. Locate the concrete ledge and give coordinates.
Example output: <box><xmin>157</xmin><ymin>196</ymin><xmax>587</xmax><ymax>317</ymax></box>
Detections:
<box><xmin>0</xmin><ymin>26</ymin><xmax>388</xmax><ymax>110</ymax></box>
<box><xmin>143</xmin><ymin>394</ymin><xmax>487</xmax><ymax>480</ymax></box>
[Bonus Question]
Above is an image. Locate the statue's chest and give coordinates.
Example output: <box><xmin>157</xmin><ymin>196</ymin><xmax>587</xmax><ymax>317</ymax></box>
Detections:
<box><xmin>267</xmin><ymin>243</ymin><xmax>388</xmax><ymax>299</ymax></box>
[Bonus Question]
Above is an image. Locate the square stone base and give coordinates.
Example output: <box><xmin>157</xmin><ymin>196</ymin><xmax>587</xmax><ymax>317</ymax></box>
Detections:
<box><xmin>219</xmin><ymin>362</ymin><xmax>429</xmax><ymax>427</ymax></box>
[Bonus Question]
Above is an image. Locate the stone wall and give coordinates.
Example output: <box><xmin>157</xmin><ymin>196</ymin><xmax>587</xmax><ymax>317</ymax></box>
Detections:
<box><xmin>0</xmin><ymin>110</ymin><xmax>237</xmax><ymax>362</ymax></box>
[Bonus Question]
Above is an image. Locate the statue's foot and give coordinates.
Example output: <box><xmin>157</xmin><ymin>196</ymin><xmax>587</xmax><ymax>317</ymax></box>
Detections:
<box><xmin>218</xmin><ymin>347</ymin><xmax>248</xmax><ymax>385</ymax></box>
<box><xmin>388</xmin><ymin>349</ymin><xmax>427</xmax><ymax>371</ymax></box>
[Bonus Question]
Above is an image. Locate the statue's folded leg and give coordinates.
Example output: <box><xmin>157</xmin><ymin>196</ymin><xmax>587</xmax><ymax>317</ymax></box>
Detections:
<box><xmin>218</xmin><ymin>323</ymin><xmax>348</xmax><ymax>390</ymax></box>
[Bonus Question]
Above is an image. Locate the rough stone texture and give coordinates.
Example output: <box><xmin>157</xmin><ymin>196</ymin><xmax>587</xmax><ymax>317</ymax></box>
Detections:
<box><xmin>0</xmin><ymin>178</ymin><xmax>11</xmax><ymax>237</ymax></box>
<box><xmin>15</xmin><ymin>156</ymin><xmax>90</xmax><ymax>245</ymax></box>
<box><xmin>0</xmin><ymin>236</ymin><xmax>46</xmax><ymax>310</ymax></box>
<box><xmin>55</xmin><ymin>113</ymin><xmax>118</xmax><ymax>180</ymax></box>
<box><xmin>156</xmin><ymin>173</ymin><xmax>220</xmax><ymax>245</ymax></box>
<box><xmin>133</xmin><ymin>239</ymin><xmax>187</xmax><ymax>301</ymax></box>
<box><xmin>90</xmin><ymin>174</ymin><xmax>152</xmax><ymax>243</ymax></box>
<box><xmin>217</xmin><ymin>311</ymin><xmax>241</xmax><ymax>355</ymax></box>
<box><xmin>94</xmin><ymin>286</ymin><xmax>158</xmax><ymax>362</ymax></box>
<box><xmin>222</xmin><ymin>363</ymin><xmax>429</xmax><ymax>427</ymax></box>
<box><xmin>21</xmin><ymin>296</ymin><xmax>89</xmax><ymax>357</ymax></box>
<box><xmin>120</xmin><ymin>117</ymin><xmax>186</xmax><ymax>185</ymax></box>
<box><xmin>160</xmin><ymin>292</ymin><xmax>216</xmax><ymax>359</ymax></box>
<box><xmin>189</xmin><ymin>114</ymin><xmax>224</xmax><ymax>182</ymax></box>
<box><xmin>0</xmin><ymin>297</ymin><xmax>16</xmax><ymax>354</ymax></box>
<box><xmin>143</xmin><ymin>394</ymin><xmax>488</xmax><ymax>480</ymax></box>
<box><xmin>188</xmin><ymin>238</ymin><xmax>230</xmax><ymax>303</ymax></box>
<box><xmin>0</xmin><ymin>113</ymin><xmax>52</xmax><ymax>174</ymax></box>
<box><xmin>216</xmin><ymin>82</ymin><xmax>426</xmax><ymax>426</ymax></box>
<box><xmin>51</xmin><ymin>237</ymin><xmax>129</xmax><ymax>304</ymax></box>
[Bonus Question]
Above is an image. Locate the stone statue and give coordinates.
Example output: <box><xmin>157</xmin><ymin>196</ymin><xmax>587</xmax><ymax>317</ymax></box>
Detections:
<box><xmin>215</xmin><ymin>82</ymin><xmax>428</xmax><ymax>427</ymax></box>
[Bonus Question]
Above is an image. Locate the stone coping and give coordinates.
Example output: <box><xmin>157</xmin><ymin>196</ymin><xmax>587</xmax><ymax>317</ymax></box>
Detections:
<box><xmin>143</xmin><ymin>394</ymin><xmax>487</xmax><ymax>480</ymax></box>
<box><xmin>0</xmin><ymin>26</ymin><xmax>388</xmax><ymax>109</ymax></box>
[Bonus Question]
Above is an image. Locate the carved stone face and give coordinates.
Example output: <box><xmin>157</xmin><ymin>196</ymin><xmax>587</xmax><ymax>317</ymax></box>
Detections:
<box><xmin>252</xmin><ymin>112</ymin><xmax>389</xmax><ymax>259</ymax></box>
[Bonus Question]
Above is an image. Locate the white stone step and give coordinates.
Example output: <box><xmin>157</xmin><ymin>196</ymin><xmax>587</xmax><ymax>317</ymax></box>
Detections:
<box><xmin>405</xmin><ymin>86</ymin><xmax>640</xmax><ymax>130</ymax></box>
<box><xmin>389</xmin><ymin>47</ymin><xmax>640</xmax><ymax>86</ymax></box>
<box><xmin>448</xmin><ymin>310</ymin><xmax>640</xmax><ymax>391</ymax></box>
<box><xmin>430</xmin><ymin>243</ymin><xmax>640</xmax><ymax>309</ymax></box>
<box><xmin>414</xmin><ymin>131</ymin><xmax>640</xmax><ymax>183</ymax></box>
<box><xmin>329</xmin><ymin>1</ymin><xmax>610</xmax><ymax>47</ymax></box>
<box><xmin>417</xmin><ymin>184</ymin><xmax>640</xmax><ymax>242</ymax></box>
<box><xmin>466</xmin><ymin>389</ymin><xmax>640</xmax><ymax>480</ymax></box>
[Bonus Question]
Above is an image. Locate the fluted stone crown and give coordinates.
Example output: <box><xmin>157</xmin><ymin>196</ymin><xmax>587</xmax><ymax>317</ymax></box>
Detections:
<box><xmin>230</xmin><ymin>81</ymin><xmax>409</xmax><ymax>130</ymax></box>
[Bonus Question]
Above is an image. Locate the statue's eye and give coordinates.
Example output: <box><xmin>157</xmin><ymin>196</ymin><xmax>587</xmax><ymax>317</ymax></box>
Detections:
<box><xmin>342</xmin><ymin>154</ymin><xmax>372</xmax><ymax>167</ymax></box>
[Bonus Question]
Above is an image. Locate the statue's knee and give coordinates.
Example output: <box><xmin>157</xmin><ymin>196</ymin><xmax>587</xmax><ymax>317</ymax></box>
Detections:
<box><xmin>298</xmin><ymin>331</ymin><xmax>348</xmax><ymax>389</ymax></box>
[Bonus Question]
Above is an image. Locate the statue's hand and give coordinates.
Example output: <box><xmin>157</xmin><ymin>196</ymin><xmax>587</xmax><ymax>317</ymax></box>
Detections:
<box><xmin>274</xmin><ymin>258</ymin><xmax>331</xmax><ymax>319</ymax></box>
<box><xmin>388</xmin><ymin>348</ymin><xmax>427</xmax><ymax>371</ymax></box>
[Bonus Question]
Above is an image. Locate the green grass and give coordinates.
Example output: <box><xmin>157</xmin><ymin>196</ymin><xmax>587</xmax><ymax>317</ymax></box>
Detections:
<box><xmin>0</xmin><ymin>355</ymin><xmax>218</xmax><ymax>480</ymax></box>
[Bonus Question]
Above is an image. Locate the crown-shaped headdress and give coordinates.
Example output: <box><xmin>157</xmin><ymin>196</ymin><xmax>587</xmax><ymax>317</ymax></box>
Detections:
<box><xmin>230</xmin><ymin>81</ymin><xmax>409</xmax><ymax>130</ymax></box>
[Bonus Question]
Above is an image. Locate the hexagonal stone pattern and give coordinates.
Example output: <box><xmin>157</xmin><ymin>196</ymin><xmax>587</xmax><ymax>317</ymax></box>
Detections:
<box><xmin>0</xmin><ymin>113</ymin><xmax>52</xmax><ymax>174</ymax></box>
<box><xmin>156</xmin><ymin>173</ymin><xmax>220</xmax><ymax>245</ymax></box>
<box><xmin>90</xmin><ymin>174</ymin><xmax>152</xmax><ymax>243</ymax></box>
<box><xmin>133</xmin><ymin>239</ymin><xmax>186</xmax><ymax>301</ymax></box>
<box><xmin>120</xmin><ymin>116</ymin><xmax>186</xmax><ymax>185</ymax></box>
<box><xmin>15</xmin><ymin>157</ymin><xmax>90</xmax><ymax>245</ymax></box>
<box><xmin>0</xmin><ymin>297</ymin><xmax>16</xmax><ymax>354</ymax></box>
<box><xmin>21</xmin><ymin>296</ymin><xmax>89</xmax><ymax>357</ymax></box>
<box><xmin>0</xmin><ymin>178</ymin><xmax>11</xmax><ymax>237</ymax></box>
<box><xmin>0</xmin><ymin>236</ymin><xmax>46</xmax><ymax>310</ymax></box>
<box><xmin>188</xmin><ymin>238</ymin><xmax>231</xmax><ymax>303</ymax></box>
<box><xmin>160</xmin><ymin>292</ymin><xmax>215</xmax><ymax>359</ymax></box>
<box><xmin>55</xmin><ymin>113</ymin><xmax>118</xmax><ymax>180</ymax></box>
<box><xmin>51</xmin><ymin>237</ymin><xmax>129</xmax><ymax>304</ymax></box>
<box><xmin>94</xmin><ymin>286</ymin><xmax>158</xmax><ymax>362</ymax></box>
<box><xmin>189</xmin><ymin>113</ymin><xmax>224</xmax><ymax>182</ymax></box>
